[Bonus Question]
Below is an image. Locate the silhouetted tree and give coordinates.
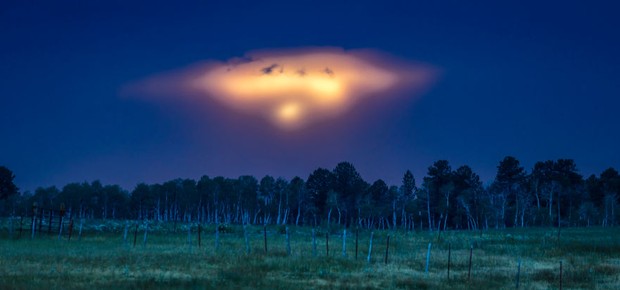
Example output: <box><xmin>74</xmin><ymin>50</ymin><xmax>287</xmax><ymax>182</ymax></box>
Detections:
<box><xmin>423</xmin><ymin>160</ymin><xmax>454</xmax><ymax>231</ymax></box>
<box><xmin>600</xmin><ymin>168</ymin><xmax>620</xmax><ymax>226</ymax></box>
<box><xmin>552</xmin><ymin>159</ymin><xmax>582</xmax><ymax>227</ymax></box>
<box><xmin>368</xmin><ymin>179</ymin><xmax>388</xmax><ymax>228</ymax></box>
<box><xmin>288</xmin><ymin>176</ymin><xmax>307</xmax><ymax>226</ymax></box>
<box><xmin>307</xmin><ymin>168</ymin><xmax>334</xmax><ymax>226</ymax></box>
<box><xmin>0</xmin><ymin>166</ymin><xmax>18</xmax><ymax>201</ymax></box>
<box><xmin>332</xmin><ymin>162</ymin><xmax>368</xmax><ymax>227</ymax></box>
<box><xmin>3</xmin><ymin>160</ymin><xmax>618</xmax><ymax>232</ymax></box>
<box><xmin>400</xmin><ymin>170</ymin><xmax>418</xmax><ymax>230</ymax></box>
<box><xmin>453</xmin><ymin>166</ymin><xmax>485</xmax><ymax>230</ymax></box>
<box><xmin>490</xmin><ymin>156</ymin><xmax>525</xmax><ymax>228</ymax></box>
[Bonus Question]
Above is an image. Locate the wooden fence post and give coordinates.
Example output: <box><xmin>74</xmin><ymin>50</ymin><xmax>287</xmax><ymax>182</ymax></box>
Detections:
<box><xmin>385</xmin><ymin>234</ymin><xmax>390</xmax><ymax>265</ymax></box>
<box><xmin>367</xmin><ymin>231</ymin><xmax>374</xmax><ymax>263</ymax></box>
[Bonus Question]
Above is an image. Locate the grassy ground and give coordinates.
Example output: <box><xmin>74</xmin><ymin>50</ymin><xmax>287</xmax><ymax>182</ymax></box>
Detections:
<box><xmin>1</xmin><ymin>220</ymin><xmax>619</xmax><ymax>289</ymax></box>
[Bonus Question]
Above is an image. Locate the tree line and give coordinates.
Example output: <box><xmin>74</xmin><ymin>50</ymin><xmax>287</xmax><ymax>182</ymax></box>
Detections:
<box><xmin>1</xmin><ymin>157</ymin><xmax>619</xmax><ymax>230</ymax></box>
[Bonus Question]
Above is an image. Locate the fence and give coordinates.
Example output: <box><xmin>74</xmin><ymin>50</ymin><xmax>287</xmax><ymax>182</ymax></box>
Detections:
<box><xmin>2</xmin><ymin>220</ymin><xmax>589</xmax><ymax>289</ymax></box>
<box><xmin>7</xmin><ymin>206</ymin><xmax>74</xmax><ymax>240</ymax></box>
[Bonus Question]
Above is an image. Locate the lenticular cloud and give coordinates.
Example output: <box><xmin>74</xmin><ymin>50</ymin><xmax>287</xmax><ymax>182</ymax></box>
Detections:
<box><xmin>128</xmin><ymin>47</ymin><xmax>437</xmax><ymax>130</ymax></box>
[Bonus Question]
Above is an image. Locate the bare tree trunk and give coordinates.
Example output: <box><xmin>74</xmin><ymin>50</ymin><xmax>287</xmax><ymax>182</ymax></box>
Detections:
<box><xmin>557</xmin><ymin>192</ymin><xmax>561</xmax><ymax>228</ymax></box>
<box><xmin>427</xmin><ymin>191</ymin><xmax>432</xmax><ymax>232</ymax></box>
<box><xmin>277</xmin><ymin>195</ymin><xmax>282</xmax><ymax>225</ymax></box>
<box><xmin>549</xmin><ymin>186</ymin><xmax>554</xmax><ymax>224</ymax></box>
<box><xmin>557</xmin><ymin>193</ymin><xmax>562</xmax><ymax>241</ymax></box>
<box><xmin>328</xmin><ymin>209</ymin><xmax>333</xmax><ymax>228</ymax></box>
<box><xmin>500</xmin><ymin>194</ymin><xmax>506</xmax><ymax>228</ymax></box>
<box><xmin>337</xmin><ymin>207</ymin><xmax>341</xmax><ymax>226</ymax></box>
<box><xmin>521</xmin><ymin>206</ymin><xmax>525</xmax><ymax>228</ymax></box>
<box><xmin>444</xmin><ymin>194</ymin><xmax>450</xmax><ymax>231</ymax></box>
<box><xmin>401</xmin><ymin>207</ymin><xmax>406</xmax><ymax>230</ymax></box>
<box><xmin>165</xmin><ymin>194</ymin><xmax>168</xmax><ymax>222</ymax></box>
<box><xmin>187</xmin><ymin>224</ymin><xmax>192</xmax><ymax>248</ymax></box>
<box><xmin>253</xmin><ymin>209</ymin><xmax>260</xmax><ymax>225</ymax></box>
<box><xmin>392</xmin><ymin>200</ymin><xmax>397</xmax><ymax>231</ymax></box>
<box><xmin>215</xmin><ymin>223</ymin><xmax>220</xmax><ymax>251</ymax></box>
<box><xmin>514</xmin><ymin>197</ymin><xmax>519</xmax><ymax>228</ymax></box>
<box><xmin>157</xmin><ymin>199</ymin><xmax>160</xmax><ymax>222</ymax></box>
<box><xmin>534</xmin><ymin>181</ymin><xmax>541</xmax><ymax>210</ymax></box>
<box><xmin>296</xmin><ymin>204</ymin><xmax>301</xmax><ymax>226</ymax></box>
<box><xmin>57</xmin><ymin>216</ymin><xmax>64</xmax><ymax>240</ymax></box>
<box><xmin>612</xmin><ymin>195</ymin><xmax>616</xmax><ymax>226</ymax></box>
<box><xmin>358</xmin><ymin>208</ymin><xmax>362</xmax><ymax>228</ymax></box>
<box><xmin>282</xmin><ymin>208</ymin><xmax>289</xmax><ymax>225</ymax></box>
<box><xmin>78</xmin><ymin>218</ymin><xmax>83</xmax><ymax>240</ymax></box>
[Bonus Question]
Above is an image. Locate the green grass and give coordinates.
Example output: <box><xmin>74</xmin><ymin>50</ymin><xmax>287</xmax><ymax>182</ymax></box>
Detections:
<box><xmin>1</xmin><ymin>220</ymin><xmax>619</xmax><ymax>289</ymax></box>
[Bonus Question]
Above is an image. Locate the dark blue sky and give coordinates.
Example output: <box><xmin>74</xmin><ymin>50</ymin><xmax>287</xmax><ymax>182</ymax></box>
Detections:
<box><xmin>2</xmin><ymin>0</ymin><xmax>619</xmax><ymax>192</ymax></box>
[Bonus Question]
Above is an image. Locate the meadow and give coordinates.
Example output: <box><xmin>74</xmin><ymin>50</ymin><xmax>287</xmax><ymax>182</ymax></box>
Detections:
<box><xmin>1</xmin><ymin>219</ymin><xmax>619</xmax><ymax>289</ymax></box>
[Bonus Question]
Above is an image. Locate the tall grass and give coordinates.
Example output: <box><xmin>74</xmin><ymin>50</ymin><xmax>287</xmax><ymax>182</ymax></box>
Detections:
<box><xmin>1</xmin><ymin>219</ymin><xmax>619</xmax><ymax>289</ymax></box>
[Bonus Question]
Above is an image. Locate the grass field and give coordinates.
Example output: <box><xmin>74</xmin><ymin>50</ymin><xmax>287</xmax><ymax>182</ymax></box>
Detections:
<box><xmin>1</xmin><ymin>220</ymin><xmax>619</xmax><ymax>289</ymax></box>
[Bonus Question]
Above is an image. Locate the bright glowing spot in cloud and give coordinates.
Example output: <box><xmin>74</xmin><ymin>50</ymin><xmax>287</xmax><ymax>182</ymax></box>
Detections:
<box><xmin>277</xmin><ymin>102</ymin><xmax>302</xmax><ymax>124</ymax></box>
<box><xmin>128</xmin><ymin>47</ymin><xmax>437</xmax><ymax>130</ymax></box>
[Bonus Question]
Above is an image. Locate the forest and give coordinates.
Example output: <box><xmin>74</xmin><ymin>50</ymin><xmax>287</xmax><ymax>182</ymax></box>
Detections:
<box><xmin>1</xmin><ymin>156</ymin><xmax>619</xmax><ymax>230</ymax></box>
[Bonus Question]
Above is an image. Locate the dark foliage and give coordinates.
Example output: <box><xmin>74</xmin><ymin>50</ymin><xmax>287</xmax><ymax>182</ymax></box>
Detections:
<box><xmin>1</xmin><ymin>159</ymin><xmax>619</xmax><ymax>230</ymax></box>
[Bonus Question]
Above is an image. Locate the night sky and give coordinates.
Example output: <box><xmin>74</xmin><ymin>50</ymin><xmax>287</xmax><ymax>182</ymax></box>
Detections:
<box><xmin>2</xmin><ymin>0</ymin><xmax>619</xmax><ymax>192</ymax></box>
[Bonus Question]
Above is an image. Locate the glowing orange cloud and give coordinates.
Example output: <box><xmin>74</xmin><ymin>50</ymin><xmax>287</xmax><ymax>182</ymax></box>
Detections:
<box><xmin>128</xmin><ymin>47</ymin><xmax>437</xmax><ymax>130</ymax></box>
